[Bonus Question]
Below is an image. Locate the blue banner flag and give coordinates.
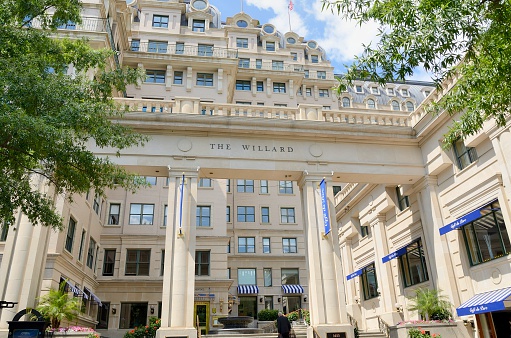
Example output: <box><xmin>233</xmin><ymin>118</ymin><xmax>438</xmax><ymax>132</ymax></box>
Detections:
<box><xmin>320</xmin><ymin>179</ymin><xmax>331</xmax><ymax>236</ymax></box>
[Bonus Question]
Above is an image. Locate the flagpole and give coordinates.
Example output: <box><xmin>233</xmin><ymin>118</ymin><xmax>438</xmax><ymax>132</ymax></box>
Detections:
<box><xmin>241</xmin><ymin>0</ymin><xmax>244</xmax><ymax>12</ymax></box>
<box><xmin>288</xmin><ymin>1</ymin><xmax>293</xmax><ymax>32</ymax></box>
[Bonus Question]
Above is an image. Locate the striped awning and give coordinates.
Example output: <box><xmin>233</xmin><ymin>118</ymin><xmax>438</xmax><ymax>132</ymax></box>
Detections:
<box><xmin>84</xmin><ymin>287</ymin><xmax>102</xmax><ymax>306</ymax></box>
<box><xmin>237</xmin><ymin>285</ymin><xmax>259</xmax><ymax>294</ymax></box>
<box><xmin>60</xmin><ymin>278</ymin><xmax>84</xmax><ymax>298</ymax></box>
<box><xmin>457</xmin><ymin>287</ymin><xmax>511</xmax><ymax>316</ymax></box>
<box><xmin>282</xmin><ymin>285</ymin><xmax>304</xmax><ymax>294</ymax></box>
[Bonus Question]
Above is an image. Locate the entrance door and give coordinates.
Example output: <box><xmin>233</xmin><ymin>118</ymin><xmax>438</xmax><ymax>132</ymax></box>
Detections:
<box><xmin>194</xmin><ymin>302</ymin><xmax>210</xmax><ymax>335</ymax></box>
<box><xmin>283</xmin><ymin>296</ymin><xmax>301</xmax><ymax>315</ymax></box>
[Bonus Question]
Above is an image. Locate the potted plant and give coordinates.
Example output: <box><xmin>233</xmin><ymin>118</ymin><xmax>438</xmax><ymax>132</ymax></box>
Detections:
<box><xmin>407</xmin><ymin>289</ymin><xmax>451</xmax><ymax>321</ymax></box>
<box><xmin>36</xmin><ymin>280</ymin><xmax>81</xmax><ymax>329</ymax></box>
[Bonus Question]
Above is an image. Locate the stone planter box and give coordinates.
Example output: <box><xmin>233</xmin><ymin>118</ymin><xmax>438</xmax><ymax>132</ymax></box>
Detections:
<box><xmin>389</xmin><ymin>321</ymin><xmax>472</xmax><ymax>338</ymax></box>
<box><xmin>50</xmin><ymin>331</ymin><xmax>99</xmax><ymax>338</ymax></box>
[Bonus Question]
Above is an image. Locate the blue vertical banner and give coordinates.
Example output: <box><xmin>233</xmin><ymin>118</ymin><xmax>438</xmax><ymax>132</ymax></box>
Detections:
<box><xmin>319</xmin><ymin>179</ymin><xmax>331</xmax><ymax>236</ymax></box>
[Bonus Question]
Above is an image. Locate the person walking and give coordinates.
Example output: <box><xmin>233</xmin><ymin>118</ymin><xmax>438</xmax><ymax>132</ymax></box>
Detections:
<box><xmin>277</xmin><ymin>311</ymin><xmax>291</xmax><ymax>338</ymax></box>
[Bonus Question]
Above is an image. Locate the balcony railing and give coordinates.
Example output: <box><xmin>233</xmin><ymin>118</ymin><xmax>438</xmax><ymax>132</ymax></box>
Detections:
<box><xmin>128</xmin><ymin>42</ymin><xmax>238</xmax><ymax>59</ymax></box>
<box><xmin>114</xmin><ymin>98</ymin><xmax>413</xmax><ymax>128</ymax></box>
<box><xmin>29</xmin><ymin>16</ymin><xmax>107</xmax><ymax>33</ymax></box>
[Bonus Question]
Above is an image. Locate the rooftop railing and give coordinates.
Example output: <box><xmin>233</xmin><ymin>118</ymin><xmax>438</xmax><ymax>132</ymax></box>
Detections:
<box><xmin>128</xmin><ymin>42</ymin><xmax>238</xmax><ymax>59</ymax></box>
<box><xmin>28</xmin><ymin>16</ymin><xmax>107</xmax><ymax>33</ymax></box>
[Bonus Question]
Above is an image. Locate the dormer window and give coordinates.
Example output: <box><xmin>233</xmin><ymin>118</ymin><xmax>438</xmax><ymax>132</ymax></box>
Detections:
<box><xmin>391</xmin><ymin>100</ymin><xmax>400</xmax><ymax>111</ymax></box>
<box><xmin>406</xmin><ymin>101</ymin><xmax>414</xmax><ymax>112</ymax></box>
<box><xmin>401</xmin><ymin>88</ymin><xmax>409</xmax><ymax>96</ymax></box>
<box><xmin>387</xmin><ymin>88</ymin><xmax>395</xmax><ymax>96</ymax></box>
<box><xmin>237</xmin><ymin>38</ymin><xmax>248</xmax><ymax>48</ymax></box>
<box><xmin>287</xmin><ymin>37</ymin><xmax>296</xmax><ymax>44</ymax></box>
<box><xmin>307</xmin><ymin>41</ymin><xmax>317</xmax><ymax>49</ymax></box>
<box><xmin>423</xmin><ymin>90</ymin><xmax>431</xmax><ymax>97</ymax></box>
<box><xmin>367</xmin><ymin>99</ymin><xmax>376</xmax><ymax>109</ymax></box>
<box><xmin>342</xmin><ymin>97</ymin><xmax>351</xmax><ymax>107</ymax></box>
<box><xmin>310</xmin><ymin>55</ymin><xmax>319</xmax><ymax>63</ymax></box>
<box><xmin>236</xmin><ymin>20</ymin><xmax>248</xmax><ymax>28</ymax></box>
<box><xmin>370</xmin><ymin>87</ymin><xmax>379</xmax><ymax>94</ymax></box>
<box><xmin>263</xmin><ymin>24</ymin><xmax>275</xmax><ymax>34</ymax></box>
<box><xmin>191</xmin><ymin>0</ymin><xmax>208</xmax><ymax>10</ymax></box>
<box><xmin>153</xmin><ymin>15</ymin><xmax>169</xmax><ymax>28</ymax></box>
<box><xmin>266</xmin><ymin>41</ymin><xmax>275</xmax><ymax>51</ymax></box>
<box><xmin>192</xmin><ymin>20</ymin><xmax>206</xmax><ymax>32</ymax></box>
<box><xmin>355</xmin><ymin>85</ymin><xmax>363</xmax><ymax>93</ymax></box>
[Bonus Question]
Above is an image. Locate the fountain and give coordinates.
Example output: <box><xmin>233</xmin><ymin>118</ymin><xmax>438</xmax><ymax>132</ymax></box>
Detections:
<box><xmin>209</xmin><ymin>316</ymin><xmax>264</xmax><ymax>335</ymax></box>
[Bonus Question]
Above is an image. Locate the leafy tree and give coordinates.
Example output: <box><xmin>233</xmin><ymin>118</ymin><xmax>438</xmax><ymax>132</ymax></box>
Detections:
<box><xmin>36</xmin><ymin>281</ymin><xmax>81</xmax><ymax>328</ymax></box>
<box><xmin>407</xmin><ymin>288</ymin><xmax>451</xmax><ymax>321</ymax></box>
<box><xmin>322</xmin><ymin>0</ymin><xmax>511</xmax><ymax>145</ymax></box>
<box><xmin>0</xmin><ymin>0</ymin><xmax>147</xmax><ymax>230</ymax></box>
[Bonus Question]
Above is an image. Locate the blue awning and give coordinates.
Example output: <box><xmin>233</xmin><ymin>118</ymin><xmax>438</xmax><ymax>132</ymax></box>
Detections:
<box><xmin>382</xmin><ymin>242</ymin><xmax>415</xmax><ymax>263</ymax></box>
<box><xmin>346</xmin><ymin>268</ymin><xmax>363</xmax><ymax>281</ymax></box>
<box><xmin>439</xmin><ymin>208</ymin><xmax>483</xmax><ymax>235</ymax></box>
<box><xmin>282</xmin><ymin>285</ymin><xmax>304</xmax><ymax>294</ymax></box>
<box><xmin>60</xmin><ymin>278</ymin><xmax>84</xmax><ymax>298</ymax></box>
<box><xmin>84</xmin><ymin>287</ymin><xmax>102</xmax><ymax>306</ymax></box>
<box><xmin>237</xmin><ymin>285</ymin><xmax>259</xmax><ymax>294</ymax></box>
<box><xmin>457</xmin><ymin>287</ymin><xmax>511</xmax><ymax>316</ymax></box>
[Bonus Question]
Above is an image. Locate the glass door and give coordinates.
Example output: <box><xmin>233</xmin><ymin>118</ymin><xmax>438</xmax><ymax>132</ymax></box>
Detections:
<box><xmin>194</xmin><ymin>302</ymin><xmax>209</xmax><ymax>335</ymax></box>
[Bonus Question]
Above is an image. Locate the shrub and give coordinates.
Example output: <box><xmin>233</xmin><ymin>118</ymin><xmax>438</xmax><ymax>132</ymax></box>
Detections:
<box><xmin>409</xmin><ymin>328</ymin><xmax>441</xmax><ymax>338</ymax></box>
<box><xmin>407</xmin><ymin>289</ymin><xmax>452</xmax><ymax>321</ymax></box>
<box><xmin>258</xmin><ymin>309</ymin><xmax>279</xmax><ymax>321</ymax></box>
<box><xmin>36</xmin><ymin>281</ymin><xmax>81</xmax><ymax>329</ymax></box>
<box><xmin>123</xmin><ymin>317</ymin><xmax>161</xmax><ymax>338</ymax></box>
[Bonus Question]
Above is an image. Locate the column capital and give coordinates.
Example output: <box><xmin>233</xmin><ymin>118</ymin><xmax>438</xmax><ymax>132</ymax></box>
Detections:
<box><xmin>298</xmin><ymin>170</ymin><xmax>334</xmax><ymax>187</ymax></box>
<box><xmin>414</xmin><ymin>175</ymin><xmax>438</xmax><ymax>191</ymax></box>
<box><xmin>167</xmin><ymin>166</ymin><xmax>200</xmax><ymax>178</ymax></box>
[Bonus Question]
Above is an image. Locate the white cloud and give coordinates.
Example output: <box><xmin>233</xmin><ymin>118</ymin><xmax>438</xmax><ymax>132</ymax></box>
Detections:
<box><xmin>245</xmin><ymin>0</ymin><xmax>309</xmax><ymax>37</ymax></box>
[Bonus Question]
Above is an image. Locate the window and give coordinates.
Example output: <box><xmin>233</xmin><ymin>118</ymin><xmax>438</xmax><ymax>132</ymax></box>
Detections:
<box><xmin>401</xmin><ymin>88</ymin><xmax>409</xmax><ymax>96</ymax></box>
<box><xmin>453</xmin><ymin>139</ymin><xmax>478</xmax><ymax>170</ymax></box>
<box><xmin>371</xmin><ymin>87</ymin><xmax>379</xmax><ymax>94</ymax></box>
<box><xmin>291</xmin><ymin>52</ymin><xmax>297</xmax><ymax>61</ymax></box>
<box><xmin>323</xmin><ymin>106</ymin><xmax>331</xmax><ymax>110</ymax></box>
<box><xmin>310</xmin><ymin>55</ymin><xmax>319</xmax><ymax>63</ymax></box>
<box><xmin>319</xmin><ymin>89</ymin><xmax>329</xmax><ymax>97</ymax></box>
<box><xmin>196</xmin><ymin>206</ymin><xmax>211</xmax><ymax>227</ymax></box>
<box><xmin>198</xmin><ymin>44</ymin><xmax>213</xmax><ymax>56</ymax></box>
<box><xmin>264</xmin><ymin>296</ymin><xmax>273</xmax><ymax>310</ymax></box>
<box><xmin>258</xmin><ymin>180</ymin><xmax>268</xmax><ymax>193</ymax></box>
<box><xmin>266</xmin><ymin>41</ymin><xmax>275</xmax><ymax>51</ymax></box>
<box><xmin>306</xmin><ymin>88</ymin><xmax>312</xmax><ymax>97</ymax></box>
<box><xmin>58</xmin><ymin>20</ymin><xmax>76</xmax><ymax>29</ymax></box>
<box><xmin>119</xmin><ymin>303</ymin><xmax>148</xmax><ymax>329</ymax></box>
<box><xmin>161</xmin><ymin>250</ymin><xmax>165</xmax><ymax>276</ymax></box>
<box><xmin>103</xmin><ymin>249</ymin><xmax>116</xmax><ymax>276</ymax></box>
<box><xmin>199</xmin><ymin>178</ymin><xmax>212</xmax><ymax>187</ymax></box>
<box><xmin>129</xmin><ymin>204</ymin><xmax>154</xmax><ymax>225</ymax></box>
<box><xmin>399</xmin><ymin>239</ymin><xmax>429</xmax><ymax>287</ymax></box>
<box><xmin>261</xmin><ymin>207</ymin><xmax>270</xmax><ymax>223</ymax></box>
<box><xmin>93</xmin><ymin>194</ymin><xmax>101</xmax><ymax>215</ymax></box>
<box><xmin>125</xmin><ymin>249</ymin><xmax>150</xmax><ymax>276</ymax></box>
<box><xmin>264</xmin><ymin>268</ymin><xmax>272</xmax><ymax>286</ymax></box>
<box><xmin>367</xmin><ymin>99</ymin><xmax>376</xmax><ymax>109</ymax></box>
<box><xmin>192</xmin><ymin>19</ymin><xmax>206</xmax><ymax>32</ymax></box>
<box><xmin>148</xmin><ymin>41</ymin><xmax>168</xmax><ymax>53</ymax></box>
<box><xmin>272</xmin><ymin>61</ymin><xmax>284</xmax><ymax>70</ymax></box>
<box><xmin>226</xmin><ymin>179</ymin><xmax>231</xmax><ymax>192</ymax></box>
<box><xmin>424</xmin><ymin>90</ymin><xmax>431</xmax><ymax>97</ymax></box>
<box><xmin>263</xmin><ymin>238</ymin><xmax>271</xmax><ymax>254</ymax></box>
<box><xmin>238</xmin><ymin>237</ymin><xmax>255</xmax><ymax>253</ymax></box>
<box><xmin>462</xmin><ymin>200</ymin><xmax>511</xmax><ymax>266</ymax></box>
<box><xmin>237</xmin><ymin>38</ymin><xmax>248</xmax><ymax>48</ymax></box>
<box><xmin>273</xmin><ymin>83</ymin><xmax>286</xmax><ymax>93</ymax></box>
<box><xmin>143</xmin><ymin>176</ymin><xmax>157</xmax><ymax>185</ymax></box>
<box><xmin>387</xmin><ymin>87</ymin><xmax>395</xmax><ymax>95</ymax></box>
<box><xmin>65</xmin><ymin>217</ymin><xmax>76</xmax><ymax>253</ymax></box>
<box><xmin>130</xmin><ymin>39</ymin><xmax>140</xmax><ymax>51</ymax></box>
<box><xmin>361</xmin><ymin>224</ymin><xmax>370</xmax><ymax>237</ymax></box>
<box><xmin>256</xmin><ymin>81</ymin><xmax>264</xmax><ymax>92</ymax></box>
<box><xmin>78</xmin><ymin>230</ymin><xmax>86</xmax><ymax>261</ymax></box>
<box><xmin>237</xmin><ymin>179</ymin><xmax>254</xmax><ymax>193</ymax></box>
<box><xmin>297</xmin><ymin>87</ymin><xmax>303</xmax><ymax>96</ymax></box>
<box><xmin>406</xmin><ymin>101</ymin><xmax>414</xmax><ymax>112</ymax></box>
<box><xmin>280</xmin><ymin>208</ymin><xmax>295</xmax><ymax>223</ymax></box>
<box><xmin>281</xmin><ymin>268</ymin><xmax>299</xmax><ymax>284</ymax></box>
<box><xmin>175</xmin><ymin>42</ymin><xmax>184</xmax><ymax>54</ymax></box>
<box><xmin>238</xmin><ymin>268</ymin><xmax>256</xmax><ymax>284</ymax></box>
<box><xmin>279</xmin><ymin>181</ymin><xmax>293</xmax><ymax>194</ymax></box>
<box><xmin>86</xmin><ymin>237</ymin><xmax>96</xmax><ymax>269</ymax></box>
<box><xmin>282</xmin><ymin>238</ymin><xmax>297</xmax><ymax>253</ymax></box>
<box><xmin>391</xmin><ymin>100</ymin><xmax>400</xmax><ymax>111</ymax></box>
<box><xmin>0</xmin><ymin>225</ymin><xmax>8</xmax><ymax>241</ymax></box>
<box><xmin>195</xmin><ymin>251</ymin><xmax>210</xmax><ymax>276</ymax></box>
<box><xmin>152</xmin><ymin>15</ymin><xmax>169</xmax><ymax>28</ymax></box>
<box><xmin>174</xmin><ymin>71</ymin><xmax>183</xmax><ymax>84</ymax></box>
<box><xmin>236</xmin><ymin>80</ymin><xmax>251</xmax><ymax>91</ymax></box>
<box><xmin>304</xmin><ymin>70</ymin><xmax>309</xmax><ymax>78</ymax></box>
<box><xmin>396</xmin><ymin>186</ymin><xmax>410</xmax><ymax>211</ymax></box>
<box><xmin>361</xmin><ymin>263</ymin><xmax>378</xmax><ymax>300</ymax></box>
<box><xmin>226</xmin><ymin>206</ymin><xmax>231</xmax><ymax>222</ymax></box>
<box><xmin>256</xmin><ymin>59</ymin><xmax>262</xmax><ymax>69</ymax></box>
<box><xmin>355</xmin><ymin>85</ymin><xmax>363</xmax><ymax>93</ymax></box>
<box><xmin>108</xmin><ymin>204</ymin><xmax>120</xmax><ymax>225</ymax></box>
<box><xmin>238</xmin><ymin>206</ymin><xmax>255</xmax><ymax>222</ymax></box>
<box><xmin>238</xmin><ymin>58</ymin><xmax>250</xmax><ymax>68</ymax></box>
<box><xmin>163</xmin><ymin>205</ymin><xmax>168</xmax><ymax>226</ymax></box>
<box><xmin>196</xmin><ymin>73</ymin><xmax>213</xmax><ymax>86</ymax></box>
<box><xmin>317</xmin><ymin>71</ymin><xmax>326</xmax><ymax>79</ymax></box>
<box><xmin>146</xmin><ymin>70</ymin><xmax>165</xmax><ymax>83</ymax></box>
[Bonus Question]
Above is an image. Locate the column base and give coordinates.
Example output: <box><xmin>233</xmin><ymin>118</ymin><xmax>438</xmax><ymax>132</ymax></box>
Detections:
<box><xmin>0</xmin><ymin>329</ymin><xmax>8</xmax><ymax>338</ymax></box>
<box><xmin>156</xmin><ymin>327</ymin><xmax>197</xmax><ymax>338</ymax></box>
<box><xmin>307</xmin><ymin>324</ymin><xmax>355</xmax><ymax>338</ymax></box>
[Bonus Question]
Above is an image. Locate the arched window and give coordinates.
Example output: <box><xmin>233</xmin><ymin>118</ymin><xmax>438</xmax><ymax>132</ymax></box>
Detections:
<box><xmin>406</xmin><ymin>101</ymin><xmax>414</xmax><ymax>112</ymax></box>
<box><xmin>391</xmin><ymin>100</ymin><xmax>400</xmax><ymax>111</ymax></box>
<box><xmin>342</xmin><ymin>97</ymin><xmax>351</xmax><ymax>108</ymax></box>
<box><xmin>367</xmin><ymin>99</ymin><xmax>376</xmax><ymax>109</ymax></box>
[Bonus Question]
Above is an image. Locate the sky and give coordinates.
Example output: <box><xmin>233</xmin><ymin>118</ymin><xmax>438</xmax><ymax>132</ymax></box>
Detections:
<box><xmin>213</xmin><ymin>0</ymin><xmax>432</xmax><ymax>81</ymax></box>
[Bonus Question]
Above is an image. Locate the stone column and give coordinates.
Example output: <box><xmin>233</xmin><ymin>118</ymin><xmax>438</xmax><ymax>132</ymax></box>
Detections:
<box><xmin>415</xmin><ymin>176</ymin><xmax>461</xmax><ymax>307</ymax></box>
<box><xmin>298</xmin><ymin>172</ymin><xmax>353</xmax><ymax>338</ymax></box>
<box><xmin>157</xmin><ymin>168</ymin><xmax>198</xmax><ymax>338</ymax></box>
<box><xmin>0</xmin><ymin>175</ymin><xmax>54</xmax><ymax>332</ymax></box>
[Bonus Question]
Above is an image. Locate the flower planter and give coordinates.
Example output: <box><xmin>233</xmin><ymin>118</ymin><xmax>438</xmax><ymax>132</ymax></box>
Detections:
<box><xmin>390</xmin><ymin>321</ymin><xmax>471</xmax><ymax>338</ymax></box>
